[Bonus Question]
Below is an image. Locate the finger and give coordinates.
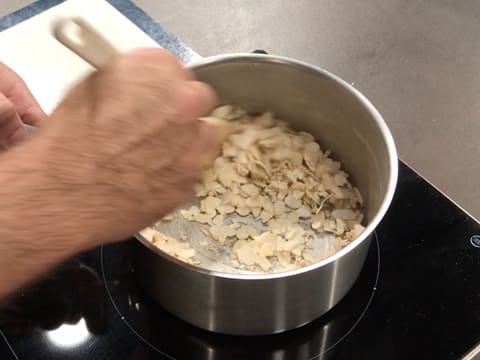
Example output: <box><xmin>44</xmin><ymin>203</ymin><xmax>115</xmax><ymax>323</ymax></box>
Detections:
<box><xmin>17</xmin><ymin>99</ymin><xmax>47</xmax><ymax>126</ymax></box>
<box><xmin>173</xmin><ymin>80</ymin><xmax>218</xmax><ymax>121</ymax></box>
<box><xmin>0</xmin><ymin>62</ymin><xmax>46</xmax><ymax>126</ymax></box>
<box><xmin>137</xmin><ymin>48</ymin><xmax>194</xmax><ymax>81</ymax></box>
<box><xmin>187</xmin><ymin>121</ymin><xmax>224</xmax><ymax>171</ymax></box>
<box><xmin>120</xmin><ymin>48</ymin><xmax>194</xmax><ymax>81</ymax></box>
<box><xmin>7</xmin><ymin>82</ymin><xmax>46</xmax><ymax>126</ymax></box>
<box><xmin>0</xmin><ymin>93</ymin><xmax>27</xmax><ymax>147</ymax></box>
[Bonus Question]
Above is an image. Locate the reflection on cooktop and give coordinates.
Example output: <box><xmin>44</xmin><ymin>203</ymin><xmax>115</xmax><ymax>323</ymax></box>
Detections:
<box><xmin>0</xmin><ymin>260</ymin><xmax>106</xmax><ymax>335</ymax></box>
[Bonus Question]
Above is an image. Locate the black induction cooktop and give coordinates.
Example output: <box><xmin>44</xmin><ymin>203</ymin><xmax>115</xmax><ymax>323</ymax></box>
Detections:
<box><xmin>0</xmin><ymin>161</ymin><xmax>479</xmax><ymax>360</ymax></box>
<box><xmin>1</xmin><ymin>2</ymin><xmax>480</xmax><ymax>359</ymax></box>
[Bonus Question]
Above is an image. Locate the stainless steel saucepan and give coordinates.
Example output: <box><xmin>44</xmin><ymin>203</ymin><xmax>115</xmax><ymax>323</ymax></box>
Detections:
<box><xmin>53</xmin><ymin>17</ymin><xmax>398</xmax><ymax>335</ymax></box>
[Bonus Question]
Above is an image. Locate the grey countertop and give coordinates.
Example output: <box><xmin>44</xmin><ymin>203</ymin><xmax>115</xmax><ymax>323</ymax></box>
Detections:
<box><xmin>2</xmin><ymin>0</ymin><xmax>480</xmax><ymax>220</ymax></box>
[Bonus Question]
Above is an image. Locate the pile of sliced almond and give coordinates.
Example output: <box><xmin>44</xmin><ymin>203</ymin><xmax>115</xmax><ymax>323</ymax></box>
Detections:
<box><xmin>141</xmin><ymin>106</ymin><xmax>365</xmax><ymax>273</ymax></box>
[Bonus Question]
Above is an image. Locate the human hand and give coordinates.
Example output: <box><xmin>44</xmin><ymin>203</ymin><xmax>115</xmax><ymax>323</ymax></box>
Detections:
<box><xmin>17</xmin><ymin>48</ymin><xmax>218</xmax><ymax>247</ymax></box>
<box><xmin>0</xmin><ymin>62</ymin><xmax>47</xmax><ymax>149</ymax></box>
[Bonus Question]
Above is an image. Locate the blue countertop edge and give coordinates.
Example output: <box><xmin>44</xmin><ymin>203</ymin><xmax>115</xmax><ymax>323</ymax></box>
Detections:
<box><xmin>0</xmin><ymin>0</ymin><xmax>199</xmax><ymax>62</ymax></box>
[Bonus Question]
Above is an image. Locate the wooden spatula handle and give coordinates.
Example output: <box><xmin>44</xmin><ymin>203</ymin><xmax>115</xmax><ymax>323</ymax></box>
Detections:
<box><xmin>52</xmin><ymin>17</ymin><xmax>119</xmax><ymax>69</ymax></box>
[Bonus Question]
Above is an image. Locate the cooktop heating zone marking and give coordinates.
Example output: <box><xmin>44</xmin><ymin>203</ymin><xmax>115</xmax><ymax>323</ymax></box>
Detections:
<box><xmin>100</xmin><ymin>231</ymin><xmax>381</xmax><ymax>359</ymax></box>
<box><xmin>0</xmin><ymin>328</ymin><xmax>19</xmax><ymax>360</ymax></box>
<box><xmin>100</xmin><ymin>245</ymin><xmax>176</xmax><ymax>360</ymax></box>
<box><xmin>309</xmin><ymin>231</ymin><xmax>381</xmax><ymax>359</ymax></box>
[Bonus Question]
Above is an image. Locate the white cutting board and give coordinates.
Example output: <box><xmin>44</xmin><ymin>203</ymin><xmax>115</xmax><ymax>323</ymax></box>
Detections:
<box><xmin>0</xmin><ymin>0</ymin><xmax>161</xmax><ymax>114</ymax></box>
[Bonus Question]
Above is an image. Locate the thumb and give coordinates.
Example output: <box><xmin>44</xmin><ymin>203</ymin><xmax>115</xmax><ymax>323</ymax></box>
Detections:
<box><xmin>0</xmin><ymin>93</ymin><xmax>27</xmax><ymax>149</ymax></box>
<box><xmin>20</xmin><ymin>104</ymin><xmax>47</xmax><ymax>126</ymax></box>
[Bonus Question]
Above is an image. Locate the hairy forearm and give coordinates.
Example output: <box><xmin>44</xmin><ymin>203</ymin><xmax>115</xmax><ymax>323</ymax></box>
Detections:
<box><xmin>0</xmin><ymin>139</ymin><xmax>92</xmax><ymax>299</ymax></box>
